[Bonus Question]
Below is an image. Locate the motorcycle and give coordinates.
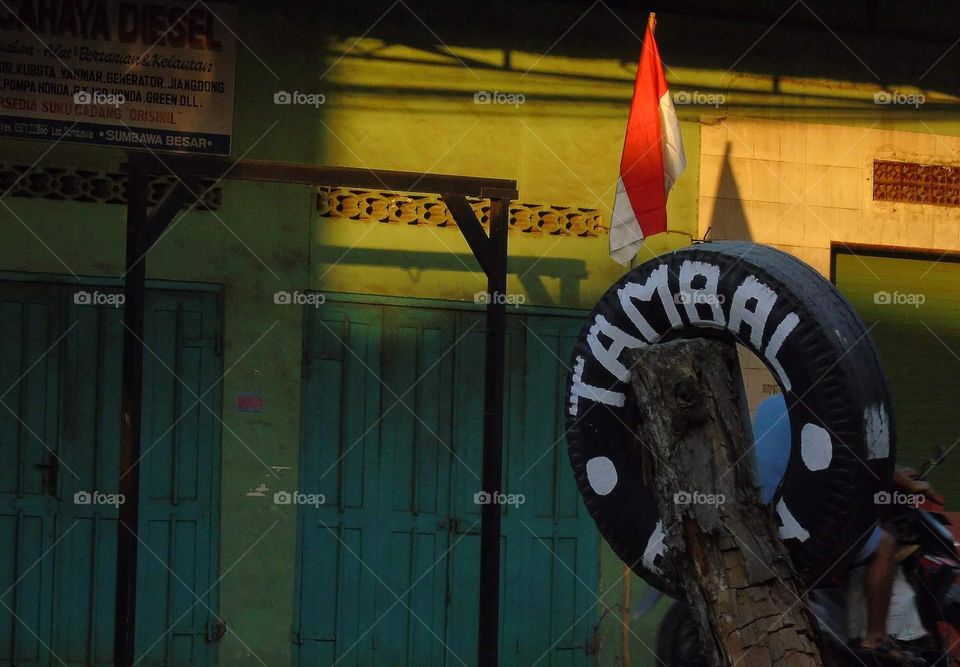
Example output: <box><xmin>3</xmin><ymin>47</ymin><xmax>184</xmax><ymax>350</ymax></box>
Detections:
<box><xmin>646</xmin><ymin>446</ymin><xmax>960</xmax><ymax>666</ymax></box>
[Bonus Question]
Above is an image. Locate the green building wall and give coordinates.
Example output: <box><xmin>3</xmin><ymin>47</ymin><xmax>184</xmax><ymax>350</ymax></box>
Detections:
<box><xmin>3</xmin><ymin>1</ymin><xmax>960</xmax><ymax>664</ymax></box>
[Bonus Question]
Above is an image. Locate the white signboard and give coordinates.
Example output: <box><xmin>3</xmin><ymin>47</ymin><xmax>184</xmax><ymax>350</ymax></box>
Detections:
<box><xmin>0</xmin><ymin>0</ymin><xmax>237</xmax><ymax>154</ymax></box>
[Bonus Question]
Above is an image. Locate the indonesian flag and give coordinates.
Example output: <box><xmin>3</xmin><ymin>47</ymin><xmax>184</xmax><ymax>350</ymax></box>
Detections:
<box><xmin>609</xmin><ymin>16</ymin><xmax>686</xmax><ymax>265</ymax></box>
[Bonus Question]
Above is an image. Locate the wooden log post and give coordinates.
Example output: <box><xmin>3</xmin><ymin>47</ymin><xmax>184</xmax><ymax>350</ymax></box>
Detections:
<box><xmin>625</xmin><ymin>339</ymin><xmax>822</xmax><ymax>667</ymax></box>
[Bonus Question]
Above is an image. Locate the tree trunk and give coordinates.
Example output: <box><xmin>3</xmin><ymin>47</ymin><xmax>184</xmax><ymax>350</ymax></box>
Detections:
<box><xmin>626</xmin><ymin>339</ymin><xmax>822</xmax><ymax>667</ymax></box>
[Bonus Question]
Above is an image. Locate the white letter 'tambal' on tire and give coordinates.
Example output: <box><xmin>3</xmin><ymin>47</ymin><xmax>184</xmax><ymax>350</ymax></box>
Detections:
<box><xmin>617</xmin><ymin>264</ymin><xmax>682</xmax><ymax>343</ymax></box>
<box><xmin>642</xmin><ymin>520</ymin><xmax>667</xmax><ymax>575</ymax></box>
<box><xmin>678</xmin><ymin>260</ymin><xmax>726</xmax><ymax>328</ymax></box>
<box><xmin>566</xmin><ymin>242</ymin><xmax>896</xmax><ymax>593</ymax></box>
<box><xmin>587</xmin><ymin>314</ymin><xmax>646</xmax><ymax>382</ymax></box>
<box><xmin>568</xmin><ymin>356</ymin><xmax>626</xmax><ymax>416</ymax></box>
<box><xmin>764</xmin><ymin>312</ymin><xmax>800</xmax><ymax>392</ymax></box>
<box><xmin>776</xmin><ymin>497</ymin><xmax>810</xmax><ymax>542</ymax></box>
<box><xmin>727</xmin><ymin>275</ymin><xmax>778</xmax><ymax>349</ymax></box>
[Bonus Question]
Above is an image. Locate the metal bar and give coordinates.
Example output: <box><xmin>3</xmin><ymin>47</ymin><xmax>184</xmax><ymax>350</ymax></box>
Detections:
<box><xmin>441</xmin><ymin>193</ymin><xmax>493</xmax><ymax>276</ymax></box>
<box><xmin>477</xmin><ymin>196</ymin><xmax>508</xmax><ymax>667</ymax></box>
<box><xmin>115</xmin><ymin>163</ymin><xmax>149</xmax><ymax>667</ymax></box>
<box><xmin>121</xmin><ymin>153</ymin><xmax>518</xmax><ymax>199</ymax></box>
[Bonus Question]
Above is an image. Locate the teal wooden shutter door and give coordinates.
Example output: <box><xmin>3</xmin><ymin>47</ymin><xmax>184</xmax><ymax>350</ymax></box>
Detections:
<box><xmin>515</xmin><ymin>315</ymin><xmax>598</xmax><ymax>666</ymax></box>
<box><xmin>0</xmin><ymin>283</ymin><xmax>62</xmax><ymax>667</ymax></box>
<box><xmin>0</xmin><ymin>280</ymin><xmax>221</xmax><ymax>667</ymax></box>
<box><xmin>444</xmin><ymin>310</ymin><xmax>525</xmax><ymax>664</ymax></box>
<box><xmin>294</xmin><ymin>300</ymin><xmax>598</xmax><ymax>667</ymax></box>
<box><xmin>295</xmin><ymin>303</ymin><xmax>384</xmax><ymax>665</ymax></box>
<box><xmin>373</xmin><ymin>306</ymin><xmax>454</xmax><ymax>665</ymax></box>
<box><xmin>134</xmin><ymin>290</ymin><xmax>222</xmax><ymax>666</ymax></box>
<box><xmin>55</xmin><ymin>286</ymin><xmax>124</xmax><ymax>664</ymax></box>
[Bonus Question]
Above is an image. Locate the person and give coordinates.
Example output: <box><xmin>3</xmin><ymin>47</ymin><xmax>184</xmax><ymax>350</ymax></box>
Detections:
<box><xmin>753</xmin><ymin>394</ymin><xmax>934</xmax><ymax>666</ymax></box>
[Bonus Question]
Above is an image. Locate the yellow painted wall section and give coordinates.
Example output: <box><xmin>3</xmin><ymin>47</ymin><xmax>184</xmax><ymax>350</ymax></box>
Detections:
<box><xmin>309</xmin><ymin>43</ymin><xmax>701</xmax><ymax>309</ymax></box>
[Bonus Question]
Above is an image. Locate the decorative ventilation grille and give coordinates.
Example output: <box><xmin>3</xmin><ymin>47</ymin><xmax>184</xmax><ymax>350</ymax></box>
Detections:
<box><xmin>316</xmin><ymin>187</ymin><xmax>607</xmax><ymax>237</ymax></box>
<box><xmin>873</xmin><ymin>160</ymin><xmax>960</xmax><ymax>207</ymax></box>
<box><xmin>0</xmin><ymin>164</ymin><xmax>222</xmax><ymax>210</ymax></box>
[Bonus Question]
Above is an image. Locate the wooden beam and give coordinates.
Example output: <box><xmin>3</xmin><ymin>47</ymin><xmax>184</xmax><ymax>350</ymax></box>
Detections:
<box><xmin>441</xmin><ymin>193</ymin><xmax>494</xmax><ymax>277</ymax></box>
<box><xmin>122</xmin><ymin>153</ymin><xmax>518</xmax><ymax>199</ymax></box>
<box><xmin>143</xmin><ymin>177</ymin><xmax>203</xmax><ymax>251</ymax></box>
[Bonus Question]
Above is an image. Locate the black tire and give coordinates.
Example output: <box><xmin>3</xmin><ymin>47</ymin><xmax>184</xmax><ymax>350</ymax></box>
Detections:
<box><xmin>566</xmin><ymin>241</ymin><xmax>895</xmax><ymax>593</ymax></box>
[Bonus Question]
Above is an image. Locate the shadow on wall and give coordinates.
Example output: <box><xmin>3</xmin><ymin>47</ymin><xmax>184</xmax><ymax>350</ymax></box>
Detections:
<box><xmin>708</xmin><ymin>142</ymin><xmax>751</xmax><ymax>243</ymax></box>
<box><xmin>311</xmin><ymin>245</ymin><xmax>588</xmax><ymax>306</ymax></box>
<box><xmin>306</xmin><ymin>0</ymin><xmax>960</xmax><ymax>111</ymax></box>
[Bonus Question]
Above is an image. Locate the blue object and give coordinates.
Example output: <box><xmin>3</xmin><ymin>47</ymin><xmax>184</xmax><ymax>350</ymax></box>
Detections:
<box><xmin>753</xmin><ymin>394</ymin><xmax>879</xmax><ymax>562</ymax></box>
<box><xmin>753</xmin><ymin>394</ymin><xmax>792</xmax><ymax>505</ymax></box>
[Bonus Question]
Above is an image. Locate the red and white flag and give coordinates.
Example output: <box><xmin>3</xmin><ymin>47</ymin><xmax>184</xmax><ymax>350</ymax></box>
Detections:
<box><xmin>610</xmin><ymin>15</ymin><xmax>686</xmax><ymax>265</ymax></box>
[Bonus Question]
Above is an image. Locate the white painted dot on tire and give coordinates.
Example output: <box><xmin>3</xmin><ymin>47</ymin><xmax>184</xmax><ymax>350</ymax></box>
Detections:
<box><xmin>800</xmin><ymin>423</ymin><xmax>832</xmax><ymax>471</ymax></box>
<box><xmin>586</xmin><ymin>456</ymin><xmax>618</xmax><ymax>495</ymax></box>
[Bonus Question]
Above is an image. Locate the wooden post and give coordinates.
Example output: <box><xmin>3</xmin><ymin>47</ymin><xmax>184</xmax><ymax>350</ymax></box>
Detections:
<box><xmin>442</xmin><ymin>192</ymin><xmax>510</xmax><ymax>667</ymax></box>
<box><xmin>115</xmin><ymin>165</ymin><xmax>199</xmax><ymax>667</ymax></box>
<box><xmin>625</xmin><ymin>339</ymin><xmax>822</xmax><ymax>667</ymax></box>
<box><xmin>477</xmin><ymin>196</ymin><xmax>508</xmax><ymax>666</ymax></box>
<box><xmin>116</xmin><ymin>163</ymin><xmax>149</xmax><ymax>667</ymax></box>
